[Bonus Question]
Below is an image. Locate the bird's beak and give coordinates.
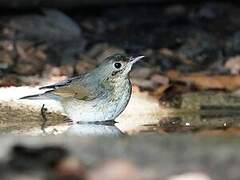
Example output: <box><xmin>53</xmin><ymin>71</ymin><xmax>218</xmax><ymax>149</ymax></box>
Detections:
<box><xmin>130</xmin><ymin>56</ymin><xmax>145</xmax><ymax>64</ymax></box>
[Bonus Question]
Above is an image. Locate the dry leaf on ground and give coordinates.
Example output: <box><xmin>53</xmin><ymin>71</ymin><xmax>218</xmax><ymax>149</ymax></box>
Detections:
<box><xmin>166</xmin><ymin>70</ymin><xmax>240</xmax><ymax>91</ymax></box>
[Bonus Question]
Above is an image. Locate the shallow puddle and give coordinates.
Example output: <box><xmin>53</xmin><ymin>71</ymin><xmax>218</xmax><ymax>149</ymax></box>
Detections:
<box><xmin>1</xmin><ymin>87</ymin><xmax>240</xmax><ymax>136</ymax></box>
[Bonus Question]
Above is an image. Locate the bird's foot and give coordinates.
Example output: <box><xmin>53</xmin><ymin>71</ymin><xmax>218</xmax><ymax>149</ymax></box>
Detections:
<box><xmin>40</xmin><ymin>104</ymin><xmax>48</xmax><ymax>134</ymax></box>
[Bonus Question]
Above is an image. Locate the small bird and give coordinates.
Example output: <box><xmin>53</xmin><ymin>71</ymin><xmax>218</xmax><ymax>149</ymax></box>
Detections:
<box><xmin>21</xmin><ymin>54</ymin><xmax>144</xmax><ymax>123</ymax></box>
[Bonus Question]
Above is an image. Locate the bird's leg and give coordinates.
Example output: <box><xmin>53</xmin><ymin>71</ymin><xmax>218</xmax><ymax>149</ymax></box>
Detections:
<box><xmin>40</xmin><ymin>104</ymin><xmax>58</xmax><ymax>134</ymax></box>
<box><xmin>40</xmin><ymin>104</ymin><xmax>48</xmax><ymax>134</ymax></box>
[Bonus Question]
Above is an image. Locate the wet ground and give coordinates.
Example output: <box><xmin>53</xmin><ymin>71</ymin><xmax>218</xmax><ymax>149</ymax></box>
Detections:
<box><xmin>2</xmin><ymin>87</ymin><xmax>240</xmax><ymax>137</ymax></box>
<box><xmin>1</xmin><ymin>2</ymin><xmax>240</xmax><ymax>136</ymax></box>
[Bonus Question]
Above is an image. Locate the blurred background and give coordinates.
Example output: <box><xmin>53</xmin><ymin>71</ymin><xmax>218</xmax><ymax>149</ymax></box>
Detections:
<box><xmin>1</xmin><ymin>1</ymin><xmax>240</xmax><ymax>88</ymax></box>
<box><xmin>0</xmin><ymin>1</ymin><xmax>240</xmax><ymax>180</ymax></box>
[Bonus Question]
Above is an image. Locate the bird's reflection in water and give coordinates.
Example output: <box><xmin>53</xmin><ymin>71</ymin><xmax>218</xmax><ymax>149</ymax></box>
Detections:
<box><xmin>64</xmin><ymin>110</ymin><xmax>240</xmax><ymax>136</ymax></box>
<box><xmin>64</xmin><ymin>113</ymin><xmax>240</xmax><ymax>135</ymax></box>
<box><xmin>66</xmin><ymin>123</ymin><xmax>123</xmax><ymax>136</ymax></box>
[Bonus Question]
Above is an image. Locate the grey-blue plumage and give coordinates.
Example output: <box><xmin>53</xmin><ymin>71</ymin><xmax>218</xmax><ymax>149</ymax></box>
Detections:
<box><xmin>21</xmin><ymin>54</ymin><xmax>144</xmax><ymax>123</ymax></box>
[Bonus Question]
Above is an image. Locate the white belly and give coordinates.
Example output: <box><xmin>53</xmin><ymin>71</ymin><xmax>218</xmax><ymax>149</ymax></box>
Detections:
<box><xmin>61</xmin><ymin>88</ymin><xmax>131</xmax><ymax>123</ymax></box>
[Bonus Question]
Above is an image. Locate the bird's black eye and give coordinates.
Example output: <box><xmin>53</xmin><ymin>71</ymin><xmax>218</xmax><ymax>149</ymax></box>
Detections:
<box><xmin>114</xmin><ymin>62</ymin><xmax>122</xmax><ymax>69</ymax></box>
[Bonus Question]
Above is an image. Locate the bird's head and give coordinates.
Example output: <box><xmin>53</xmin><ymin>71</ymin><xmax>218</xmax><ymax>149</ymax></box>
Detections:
<box><xmin>95</xmin><ymin>54</ymin><xmax>144</xmax><ymax>83</ymax></box>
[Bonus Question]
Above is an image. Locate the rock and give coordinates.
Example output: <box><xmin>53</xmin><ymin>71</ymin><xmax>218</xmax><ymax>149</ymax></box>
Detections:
<box><xmin>6</xmin><ymin>9</ymin><xmax>85</xmax><ymax>66</ymax></box>
<box><xmin>8</xmin><ymin>10</ymin><xmax>81</xmax><ymax>43</ymax></box>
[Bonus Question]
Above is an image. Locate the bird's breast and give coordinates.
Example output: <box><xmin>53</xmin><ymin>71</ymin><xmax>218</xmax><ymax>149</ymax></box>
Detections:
<box><xmin>62</xmin><ymin>80</ymin><xmax>131</xmax><ymax>122</ymax></box>
<box><xmin>101</xmin><ymin>79</ymin><xmax>131</xmax><ymax>119</ymax></box>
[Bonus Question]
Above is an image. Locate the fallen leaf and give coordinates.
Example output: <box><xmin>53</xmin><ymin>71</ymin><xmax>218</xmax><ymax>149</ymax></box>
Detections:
<box><xmin>166</xmin><ymin>70</ymin><xmax>240</xmax><ymax>91</ymax></box>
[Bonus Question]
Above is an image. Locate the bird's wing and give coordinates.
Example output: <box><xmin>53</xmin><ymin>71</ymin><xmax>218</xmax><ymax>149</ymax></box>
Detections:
<box><xmin>39</xmin><ymin>76</ymin><xmax>100</xmax><ymax>100</ymax></box>
<box><xmin>39</xmin><ymin>76</ymin><xmax>80</xmax><ymax>90</ymax></box>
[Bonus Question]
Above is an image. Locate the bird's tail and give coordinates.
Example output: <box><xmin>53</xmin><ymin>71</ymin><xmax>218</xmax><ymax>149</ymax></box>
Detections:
<box><xmin>20</xmin><ymin>90</ymin><xmax>54</xmax><ymax>100</ymax></box>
